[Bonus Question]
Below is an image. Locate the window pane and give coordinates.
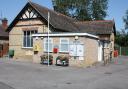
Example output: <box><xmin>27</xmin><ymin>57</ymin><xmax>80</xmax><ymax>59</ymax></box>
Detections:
<box><xmin>49</xmin><ymin>43</ymin><xmax>52</xmax><ymax>52</ymax></box>
<box><xmin>35</xmin><ymin>30</ymin><xmax>37</xmax><ymax>33</ymax></box>
<box><xmin>61</xmin><ymin>40</ymin><xmax>68</xmax><ymax>43</ymax></box>
<box><xmin>61</xmin><ymin>44</ymin><xmax>68</xmax><ymax>52</ymax></box>
<box><xmin>24</xmin><ymin>31</ymin><xmax>26</xmax><ymax>35</ymax></box>
<box><xmin>60</xmin><ymin>38</ymin><xmax>69</xmax><ymax>52</ymax></box>
<box><xmin>27</xmin><ymin>36</ymin><xmax>31</xmax><ymax>47</ymax></box>
<box><xmin>44</xmin><ymin>38</ymin><xmax>53</xmax><ymax>52</ymax></box>
<box><xmin>23</xmin><ymin>36</ymin><xmax>26</xmax><ymax>47</ymax></box>
<box><xmin>45</xmin><ymin>43</ymin><xmax>53</xmax><ymax>52</ymax></box>
<box><xmin>31</xmin><ymin>31</ymin><xmax>34</xmax><ymax>34</ymax></box>
<box><xmin>23</xmin><ymin>30</ymin><xmax>37</xmax><ymax>47</ymax></box>
<box><xmin>45</xmin><ymin>43</ymin><xmax>48</xmax><ymax>51</ymax></box>
<box><xmin>30</xmin><ymin>37</ymin><xmax>33</xmax><ymax>47</ymax></box>
<box><xmin>27</xmin><ymin>31</ymin><xmax>30</xmax><ymax>36</ymax></box>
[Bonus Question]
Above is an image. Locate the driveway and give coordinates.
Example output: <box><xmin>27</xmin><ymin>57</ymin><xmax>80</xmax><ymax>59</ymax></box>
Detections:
<box><xmin>0</xmin><ymin>56</ymin><xmax>128</xmax><ymax>89</ymax></box>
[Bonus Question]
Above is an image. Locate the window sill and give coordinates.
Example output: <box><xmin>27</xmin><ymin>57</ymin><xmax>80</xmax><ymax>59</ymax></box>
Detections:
<box><xmin>59</xmin><ymin>51</ymin><xmax>69</xmax><ymax>53</ymax></box>
<box><xmin>44</xmin><ymin>51</ymin><xmax>53</xmax><ymax>53</ymax></box>
<box><xmin>43</xmin><ymin>51</ymin><xmax>69</xmax><ymax>54</ymax></box>
<box><xmin>22</xmin><ymin>47</ymin><xmax>33</xmax><ymax>49</ymax></box>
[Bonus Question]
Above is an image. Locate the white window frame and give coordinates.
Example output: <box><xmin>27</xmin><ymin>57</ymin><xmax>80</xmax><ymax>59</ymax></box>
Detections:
<box><xmin>44</xmin><ymin>38</ymin><xmax>53</xmax><ymax>52</ymax></box>
<box><xmin>60</xmin><ymin>38</ymin><xmax>69</xmax><ymax>52</ymax></box>
<box><xmin>23</xmin><ymin>30</ymin><xmax>37</xmax><ymax>48</ymax></box>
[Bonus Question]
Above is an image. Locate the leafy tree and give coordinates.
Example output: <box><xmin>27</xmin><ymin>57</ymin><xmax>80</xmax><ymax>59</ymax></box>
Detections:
<box><xmin>52</xmin><ymin>0</ymin><xmax>108</xmax><ymax>21</ymax></box>
<box><xmin>123</xmin><ymin>10</ymin><xmax>128</xmax><ymax>30</ymax></box>
<box><xmin>115</xmin><ymin>9</ymin><xmax>128</xmax><ymax>47</ymax></box>
<box><xmin>91</xmin><ymin>0</ymin><xmax>108</xmax><ymax>20</ymax></box>
<box><xmin>115</xmin><ymin>30</ymin><xmax>128</xmax><ymax>47</ymax></box>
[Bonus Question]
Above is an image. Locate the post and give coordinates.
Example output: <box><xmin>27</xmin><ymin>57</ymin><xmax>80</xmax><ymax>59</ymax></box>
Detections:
<box><xmin>102</xmin><ymin>40</ymin><xmax>105</xmax><ymax>65</ymax></box>
<box><xmin>120</xmin><ymin>46</ymin><xmax>121</xmax><ymax>56</ymax></box>
<box><xmin>48</xmin><ymin>12</ymin><xmax>50</xmax><ymax>66</ymax></box>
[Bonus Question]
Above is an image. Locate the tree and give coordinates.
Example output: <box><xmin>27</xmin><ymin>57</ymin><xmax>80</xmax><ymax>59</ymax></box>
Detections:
<box><xmin>123</xmin><ymin>10</ymin><xmax>128</xmax><ymax>30</ymax></box>
<box><xmin>91</xmin><ymin>0</ymin><xmax>108</xmax><ymax>20</ymax></box>
<box><xmin>52</xmin><ymin>0</ymin><xmax>108</xmax><ymax>21</ymax></box>
<box><xmin>115</xmin><ymin>9</ymin><xmax>128</xmax><ymax>47</ymax></box>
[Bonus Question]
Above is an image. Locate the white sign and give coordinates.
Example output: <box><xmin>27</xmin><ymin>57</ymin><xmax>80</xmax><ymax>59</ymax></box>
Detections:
<box><xmin>69</xmin><ymin>44</ymin><xmax>84</xmax><ymax>57</ymax></box>
<box><xmin>69</xmin><ymin>44</ymin><xmax>76</xmax><ymax>56</ymax></box>
<box><xmin>77</xmin><ymin>45</ymin><xmax>84</xmax><ymax>56</ymax></box>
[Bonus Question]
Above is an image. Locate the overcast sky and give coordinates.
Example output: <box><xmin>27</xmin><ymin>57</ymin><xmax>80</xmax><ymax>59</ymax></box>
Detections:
<box><xmin>0</xmin><ymin>0</ymin><xmax>127</xmax><ymax>31</ymax></box>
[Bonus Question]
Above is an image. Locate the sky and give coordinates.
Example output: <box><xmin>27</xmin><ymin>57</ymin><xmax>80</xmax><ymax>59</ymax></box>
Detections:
<box><xmin>0</xmin><ymin>0</ymin><xmax>127</xmax><ymax>31</ymax></box>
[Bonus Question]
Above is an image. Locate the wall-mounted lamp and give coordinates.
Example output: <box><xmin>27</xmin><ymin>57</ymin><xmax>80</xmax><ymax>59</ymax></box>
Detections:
<box><xmin>75</xmin><ymin>36</ymin><xmax>78</xmax><ymax>40</ymax></box>
<box><xmin>35</xmin><ymin>37</ymin><xmax>39</xmax><ymax>40</ymax></box>
<box><xmin>41</xmin><ymin>37</ymin><xmax>44</xmax><ymax>39</ymax></box>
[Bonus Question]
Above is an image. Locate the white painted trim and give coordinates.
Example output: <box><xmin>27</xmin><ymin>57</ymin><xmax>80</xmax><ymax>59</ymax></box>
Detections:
<box><xmin>23</xmin><ymin>30</ymin><xmax>38</xmax><ymax>48</ymax></box>
<box><xmin>98</xmin><ymin>41</ymin><xmax>103</xmax><ymax>62</ymax></box>
<box><xmin>32</xmin><ymin>33</ymin><xmax>98</xmax><ymax>39</ymax></box>
<box><xmin>22</xmin><ymin>47</ymin><xmax>33</xmax><ymax>49</ymax></box>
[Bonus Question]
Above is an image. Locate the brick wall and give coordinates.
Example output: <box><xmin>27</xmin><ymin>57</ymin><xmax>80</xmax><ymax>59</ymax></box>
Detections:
<box><xmin>33</xmin><ymin>36</ymin><xmax>99</xmax><ymax>67</ymax></box>
<box><xmin>9</xmin><ymin>19</ymin><xmax>48</xmax><ymax>60</ymax></box>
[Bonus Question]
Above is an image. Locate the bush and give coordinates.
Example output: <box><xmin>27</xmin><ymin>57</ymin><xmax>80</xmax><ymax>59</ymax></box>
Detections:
<box><xmin>40</xmin><ymin>54</ymin><xmax>53</xmax><ymax>65</ymax></box>
<box><xmin>56</xmin><ymin>55</ymin><xmax>69</xmax><ymax>66</ymax></box>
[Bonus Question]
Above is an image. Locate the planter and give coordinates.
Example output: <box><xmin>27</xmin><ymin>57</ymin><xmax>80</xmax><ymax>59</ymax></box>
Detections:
<box><xmin>56</xmin><ymin>55</ymin><xmax>69</xmax><ymax>66</ymax></box>
<box><xmin>40</xmin><ymin>54</ymin><xmax>53</xmax><ymax>65</ymax></box>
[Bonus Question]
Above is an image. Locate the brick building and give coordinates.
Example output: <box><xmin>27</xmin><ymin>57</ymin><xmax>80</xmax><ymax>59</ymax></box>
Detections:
<box><xmin>7</xmin><ymin>1</ymin><xmax>116</xmax><ymax>67</ymax></box>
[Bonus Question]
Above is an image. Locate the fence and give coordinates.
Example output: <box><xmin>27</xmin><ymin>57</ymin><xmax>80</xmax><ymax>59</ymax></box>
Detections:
<box><xmin>115</xmin><ymin>47</ymin><xmax>128</xmax><ymax>56</ymax></box>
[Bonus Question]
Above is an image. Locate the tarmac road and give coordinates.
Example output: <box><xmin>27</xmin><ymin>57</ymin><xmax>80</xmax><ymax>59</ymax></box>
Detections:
<box><xmin>0</xmin><ymin>56</ymin><xmax>128</xmax><ymax>89</ymax></box>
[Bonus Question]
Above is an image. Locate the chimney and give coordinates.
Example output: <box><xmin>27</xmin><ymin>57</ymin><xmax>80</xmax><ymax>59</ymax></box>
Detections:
<box><xmin>2</xmin><ymin>18</ymin><xmax>8</xmax><ymax>29</ymax></box>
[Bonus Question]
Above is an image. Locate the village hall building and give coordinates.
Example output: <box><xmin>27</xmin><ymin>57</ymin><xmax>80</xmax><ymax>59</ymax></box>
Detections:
<box><xmin>7</xmin><ymin>1</ymin><xmax>116</xmax><ymax>67</ymax></box>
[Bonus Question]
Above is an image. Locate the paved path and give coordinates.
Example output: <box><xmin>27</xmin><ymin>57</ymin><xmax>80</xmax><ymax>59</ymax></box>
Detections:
<box><xmin>0</xmin><ymin>56</ymin><xmax>128</xmax><ymax>89</ymax></box>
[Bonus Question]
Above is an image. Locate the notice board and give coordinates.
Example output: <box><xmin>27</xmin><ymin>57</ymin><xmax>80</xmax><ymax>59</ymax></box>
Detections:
<box><xmin>69</xmin><ymin>44</ymin><xmax>84</xmax><ymax>57</ymax></box>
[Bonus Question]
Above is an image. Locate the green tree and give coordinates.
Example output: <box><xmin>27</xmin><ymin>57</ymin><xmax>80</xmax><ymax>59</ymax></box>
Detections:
<box><xmin>123</xmin><ymin>10</ymin><xmax>128</xmax><ymax>30</ymax></box>
<box><xmin>115</xmin><ymin>10</ymin><xmax>128</xmax><ymax>47</ymax></box>
<box><xmin>52</xmin><ymin>0</ymin><xmax>108</xmax><ymax>21</ymax></box>
<box><xmin>91</xmin><ymin>0</ymin><xmax>108</xmax><ymax>20</ymax></box>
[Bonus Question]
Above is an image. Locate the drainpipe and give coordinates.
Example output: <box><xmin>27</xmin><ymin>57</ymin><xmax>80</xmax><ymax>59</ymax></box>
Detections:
<box><xmin>47</xmin><ymin>12</ymin><xmax>50</xmax><ymax>66</ymax></box>
<box><xmin>102</xmin><ymin>40</ymin><xmax>105</xmax><ymax>65</ymax></box>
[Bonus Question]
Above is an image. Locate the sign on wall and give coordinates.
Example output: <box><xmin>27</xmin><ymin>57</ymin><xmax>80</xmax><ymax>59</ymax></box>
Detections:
<box><xmin>69</xmin><ymin>44</ymin><xmax>84</xmax><ymax>57</ymax></box>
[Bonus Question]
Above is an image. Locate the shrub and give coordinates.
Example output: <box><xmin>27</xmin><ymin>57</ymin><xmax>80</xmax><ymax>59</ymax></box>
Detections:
<box><xmin>56</xmin><ymin>55</ymin><xmax>69</xmax><ymax>66</ymax></box>
<box><xmin>40</xmin><ymin>54</ymin><xmax>53</xmax><ymax>65</ymax></box>
<box><xmin>56</xmin><ymin>55</ymin><xmax>69</xmax><ymax>62</ymax></box>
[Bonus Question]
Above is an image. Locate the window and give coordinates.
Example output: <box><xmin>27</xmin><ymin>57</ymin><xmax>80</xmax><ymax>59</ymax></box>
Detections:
<box><xmin>23</xmin><ymin>30</ymin><xmax>37</xmax><ymax>48</ymax></box>
<box><xmin>60</xmin><ymin>38</ymin><xmax>69</xmax><ymax>52</ymax></box>
<box><xmin>44</xmin><ymin>38</ymin><xmax>53</xmax><ymax>52</ymax></box>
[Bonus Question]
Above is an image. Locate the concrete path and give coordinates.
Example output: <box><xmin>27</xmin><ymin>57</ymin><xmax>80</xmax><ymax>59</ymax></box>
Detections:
<box><xmin>0</xmin><ymin>56</ymin><xmax>128</xmax><ymax>89</ymax></box>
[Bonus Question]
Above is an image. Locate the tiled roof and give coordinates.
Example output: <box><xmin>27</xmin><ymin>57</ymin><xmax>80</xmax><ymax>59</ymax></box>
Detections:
<box><xmin>29</xmin><ymin>2</ymin><xmax>79</xmax><ymax>32</ymax></box>
<box><xmin>75</xmin><ymin>20</ymin><xmax>116</xmax><ymax>35</ymax></box>
<box><xmin>29</xmin><ymin>2</ymin><xmax>116</xmax><ymax>35</ymax></box>
<box><xmin>7</xmin><ymin>1</ymin><xmax>116</xmax><ymax>35</ymax></box>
